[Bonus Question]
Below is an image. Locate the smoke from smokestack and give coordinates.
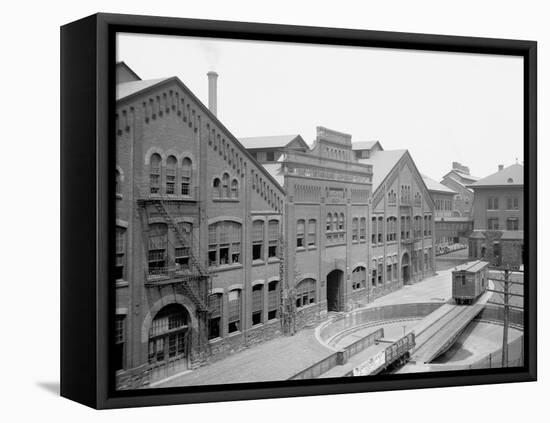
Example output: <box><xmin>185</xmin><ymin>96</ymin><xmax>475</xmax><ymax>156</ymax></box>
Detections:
<box><xmin>207</xmin><ymin>71</ymin><xmax>218</xmax><ymax>117</ymax></box>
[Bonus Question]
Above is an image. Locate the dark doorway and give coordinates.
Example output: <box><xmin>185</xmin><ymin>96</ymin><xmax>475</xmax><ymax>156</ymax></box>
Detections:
<box><xmin>326</xmin><ymin>269</ymin><xmax>344</xmax><ymax>312</ymax></box>
<box><xmin>401</xmin><ymin>252</ymin><xmax>410</xmax><ymax>284</ymax></box>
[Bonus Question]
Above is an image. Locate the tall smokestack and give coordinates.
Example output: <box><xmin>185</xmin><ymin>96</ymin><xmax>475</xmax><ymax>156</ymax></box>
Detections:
<box><xmin>207</xmin><ymin>71</ymin><xmax>218</xmax><ymax>116</ymax></box>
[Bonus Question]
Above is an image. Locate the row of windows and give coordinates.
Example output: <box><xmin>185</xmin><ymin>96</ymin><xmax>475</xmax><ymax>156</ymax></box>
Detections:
<box><xmin>435</xmin><ymin>198</ymin><xmax>453</xmax><ymax>211</ymax></box>
<box><xmin>325</xmin><ymin>146</ymin><xmax>350</xmax><ymax>161</ymax></box>
<box><xmin>149</xmin><ymin>153</ymin><xmax>193</xmax><ymax>196</ymax></box>
<box><xmin>487</xmin><ymin>196</ymin><xmax>520</xmax><ymax>210</ymax></box>
<box><xmin>212</xmin><ymin>173</ymin><xmax>239</xmax><ymax>199</ymax></box>
<box><xmin>487</xmin><ymin>217</ymin><xmax>520</xmax><ymax>231</ymax></box>
<box><xmin>325</xmin><ymin>213</ymin><xmax>346</xmax><ymax>243</ymax></box>
<box><xmin>371</xmin><ymin>215</ymin><xmax>432</xmax><ymax>244</ymax></box>
<box><xmin>208</xmin><ymin>281</ymin><xmax>280</xmax><ymax>338</ymax></box>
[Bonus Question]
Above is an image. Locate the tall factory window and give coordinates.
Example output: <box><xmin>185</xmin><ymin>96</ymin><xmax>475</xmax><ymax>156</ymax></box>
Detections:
<box><xmin>208</xmin><ymin>294</ymin><xmax>222</xmax><ymax>340</ymax></box>
<box><xmin>308</xmin><ymin>219</ymin><xmax>317</xmax><ymax>247</ymax></box>
<box><xmin>268</xmin><ymin>220</ymin><xmax>279</xmax><ymax>257</ymax></box>
<box><xmin>114</xmin><ymin>315</ymin><xmax>125</xmax><ymax>370</ymax></box>
<box><xmin>148</xmin><ymin>304</ymin><xmax>188</xmax><ymax>364</ymax></box>
<box><xmin>208</xmin><ymin>221</ymin><xmax>242</xmax><ymax>267</ymax></box>
<box><xmin>148</xmin><ymin>223</ymin><xmax>167</xmax><ymax>276</ymax></box>
<box><xmin>295</xmin><ymin>278</ymin><xmax>316</xmax><ymax>308</ymax></box>
<box><xmin>251</xmin><ymin>285</ymin><xmax>264</xmax><ymax>325</ymax></box>
<box><xmin>360</xmin><ymin>217</ymin><xmax>367</xmax><ymax>242</ymax></box>
<box><xmin>227</xmin><ymin>290</ymin><xmax>241</xmax><ymax>333</ymax></box>
<box><xmin>371</xmin><ymin>259</ymin><xmax>377</xmax><ymax>286</ymax></box>
<box><xmin>296</xmin><ymin>219</ymin><xmax>305</xmax><ymax>248</ymax></box>
<box><xmin>222</xmin><ymin>173</ymin><xmax>230</xmax><ymax>198</ymax></box>
<box><xmin>401</xmin><ymin>216</ymin><xmax>406</xmax><ymax>239</ymax></box>
<box><xmin>372</xmin><ymin>217</ymin><xmax>377</xmax><ymax>244</ymax></box>
<box><xmin>378</xmin><ymin>261</ymin><xmax>383</xmax><ymax>285</ymax></box>
<box><xmin>115</xmin><ymin>227</ymin><xmax>126</xmax><ymax>280</ymax></box>
<box><xmin>378</xmin><ymin>216</ymin><xmax>384</xmax><ymax>243</ymax></box>
<box><xmin>268</xmin><ymin>281</ymin><xmax>279</xmax><ymax>320</ymax></box>
<box><xmin>212</xmin><ymin>178</ymin><xmax>221</xmax><ymax>198</ymax></box>
<box><xmin>149</xmin><ymin>153</ymin><xmax>162</xmax><ymax>194</ymax></box>
<box><xmin>252</xmin><ymin>220</ymin><xmax>264</xmax><ymax>260</ymax></box>
<box><xmin>352</xmin><ymin>218</ymin><xmax>359</xmax><ymax>242</ymax></box>
<box><xmin>181</xmin><ymin>157</ymin><xmax>192</xmax><ymax>196</ymax></box>
<box><xmin>166</xmin><ymin>155</ymin><xmax>177</xmax><ymax>194</ymax></box>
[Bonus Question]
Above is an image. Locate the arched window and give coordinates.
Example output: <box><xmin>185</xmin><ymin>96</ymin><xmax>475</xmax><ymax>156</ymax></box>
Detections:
<box><xmin>181</xmin><ymin>158</ymin><xmax>192</xmax><ymax>196</ymax></box>
<box><xmin>222</xmin><ymin>173</ymin><xmax>230</xmax><ymax>198</ymax></box>
<box><xmin>268</xmin><ymin>220</ymin><xmax>279</xmax><ymax>257</ymax></box>
<box><xmin>115</xmin><ymin>227</ymin><xmax>126</xmax><ymax>280</ymax></box>
<box><xmin>296</xmin><ymin>219</ymin><xmax>305</xmax><ymax>249</ymax></box>
<box><xmin>166</xmin><ymin>155</ymin><xmax>177</xmax><ymax>194</ymax></box>
<box><xmin>352</xmin><ymin>266</ymin><xmax>366</xmax><ymax>290</ymax></box>
<box><xmin>332</xmin><ymin>214</ymin><xmax>338</xmax><ymax>232</ymax></box>
<box><xmin>268</xmin><ymin>280</ymin><xmax>280</xmax><ymax>320</ymax></box>
<box><xmin>359</xmin><ymin>217</ymin><xmax>366</xmax><ymax>242</ymax></box>
<box><xmin>339</xmin><ymin>213</ymin><xmax>345</xmax><ymax>231</ymax></box>
<box><xmin>227</xmin><ymin>289</ymin><xmax>241</xmax><ymax>333</ymax></box>
<box><xmin>252</xmin><ymin>220</ymin><xmax>265</xmax><ymax>260</ymax></box>
<box><xmin>212</xmin><ymin>178</ymin><xmax>221</xmax><ymax>198</ymax></box>
<box><xmin>352</xmin><ymin>217</ymin><xmax>359</xmax><ymax>242</ymax></box>
<box><xmin>148</xmin><ymin>304</ymin><xmax>188</xmax><ymax>364</ymax></box>
<box><xmin>149</xmin><ymin>153</ymin><xmax>162</xmax><ymax>194</ymax></box>
<box><xmin>231</xmin><ymin>179</ymin><xmax>239</xmax><ymax>198</ymax></box>
<box><xmin>252</xmin><ymin>284</ymin><xmax>264</xmax><ymax>325</ymax></box>
<box><xmin>148</xmin><ymin>223</ymin><xmax>167</xmax><ymax>276</ymax></box>
<box><xmin>208</xmin><ymin>293</ymin><xmax>222</xmax><ymax>339</ymax></box>
<box><xmin>208</xmin><ymin>221</ymin><xmax>242</xmax><ymax>267</ymax></box>
<box><xmin>308</xmin><ymin>219</ymin><xmax>317</xmax><ymax>247</ymax></box>
<box><xmin>296</xmin><ymin>278</ymin><xmax>316</xmax><ymax>308</ymax></box>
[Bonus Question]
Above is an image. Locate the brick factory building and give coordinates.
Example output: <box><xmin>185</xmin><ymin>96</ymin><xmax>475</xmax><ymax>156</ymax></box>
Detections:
<box><xmin>115</xmin><ymin>62</ymin><xmax>438</xmax><ymax>388</ymax></box>
<box><xmin>468</xmin><ymin>163</ymin><xmax>524</xmax><ymax>268</ymax></box>
<box><xmin>422</xmin><ymin>174</ymin><xmax>473</xmax><ymax>254</ymax></box>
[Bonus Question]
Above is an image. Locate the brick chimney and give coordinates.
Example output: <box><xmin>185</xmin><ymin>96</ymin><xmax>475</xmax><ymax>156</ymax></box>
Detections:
<box><xmin>207</xmin><ymin>71</ymin><xmax>218</xmax><ymax>116</ymax></box>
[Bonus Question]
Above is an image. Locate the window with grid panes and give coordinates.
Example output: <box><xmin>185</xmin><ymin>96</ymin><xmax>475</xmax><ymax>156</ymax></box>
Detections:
<box><xmin>252</xmin><ymin>285</ymin><xmax>263</xmax><ymax>325</ymax></box>
<box><xmin>148</xmin><ymin>304</ymin><xmax>188</xmax><ymax>364</ymax></box>
<box><xmin>295</xmin><ymin>278</ymin><xmax>316</xmax><ymax>308</ymax></box>
<box><xmin>149</xmin><ymin>153</ymin><xmax>161</xmax><ymax>194</ymax></box>
<box><xmin>352</xmin><ymin>217</ymin><xmax>358</xmax><ymax>242</ymax></box>
<box><xmin>296</xmin><ymin>220</ymin><xmax>305</xmax><ymax>249</ymax></box>
<box><xmin>488</xmin><ymin>217</ymin><xmax>499</xmax><ymax>230</ymax></box>
<box><xmin>488</xmin><ymin>197</ymin><xmax>499</xmax><ymax>210</ymax></box>
<box><xmin>252</xmin><ymin>220</ymin><xmax>264</xmax><ymax>260</ymax></box>
<box><xmin>227</xmin><ymin>290</ymin><xmax>241</xmax><ymax>333</ymax></box>
<box><xmin>231</xmin><ymin>179</ymin><xmax>239</xmax><ymax>198</ymax></box>
<box><xmin>115</xmin><ymin>227</ymin><xmax>125</xmax><ymax>280</ymax></box>
<box><xmin>359</xmin><ymin>218</ymin><xmax>366</xmax><ymax>242</ymax></box>
<box><xmin>507</xmin><ymin>217</ymin><xmax>519</xmax><ymax>230</ymax></box>
<box><xmin>175</xmin><ymin>222</ymin><xmax>192</xmax><ymax>270</ymax></box>
<box><xmin>115</xmin><ymin>315</ymin><xmax>125</xmax><ymax>370</ymax></box>
<box><xmin>208</xmin><ymin>294</ymin><xmax>222</xmax><ymax>339</ymax></box>
<box><xmin>378</xmin><ymin>217</ymin><xmax>384</xmax><ymax>243</ymax></box>
<box><xmin>148</xmin><ymin>223</ymin><xmax>167</xmax><ymax>275</ymax></box>
<box><xmin>166</xmin><ymin>156</ymin><xmax>177</xmax><ymax>194</ymax></box>
<box><xmin>268</xmin><ymin>220</ymin><xmax>279</xmax><ymax>257</ymax></box>
<box><xmin>222</xmin><ymin>173</ymin><xmax>230</xmax><ymax>198</ymax></box>
<box><xmin>507</xmin><ymin>196</ymin><xmax>519</xmax><ymax>210</ymax></box>
<box><xmin>268</xmin><ymin>280</ymin><xmax>279</xmax><ymax>320</ymax></box>
<box><xmin>305</xmin><ymin>219</ymin><xmax>315</xmax><ymax>247</ymax></box>
<box><xmin>208</xmin><ymin>221</ymin><xmax>241</xmax><ymax>267</ymax></box>
<box><xmin>181</xmin><ymin>158</ymin><xmax>191</xmax><ymax>196</ymax></box>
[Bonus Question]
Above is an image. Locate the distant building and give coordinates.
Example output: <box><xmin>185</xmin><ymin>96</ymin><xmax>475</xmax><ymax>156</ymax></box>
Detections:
<box><xmin>422</xmin><ymin>174</ymin><xmax>473</xmax><ymax>254</ymax></box>
<box><xmin>468</xmin><ymin>164</ymin><xmax>524</xmax><ymax>268</ymax></box>
<box><xmin>239</xmin><ymin>134</ymin><xmax>309</xmax><ymax>163</ymax></box>
<box><xmin>440</xmin><ymin>162</ymin><xmax>479</xmax><ymax>217</ymax></box>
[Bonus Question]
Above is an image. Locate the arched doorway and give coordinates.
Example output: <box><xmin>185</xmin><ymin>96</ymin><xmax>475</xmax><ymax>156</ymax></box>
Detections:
<box><xmin>401</xmin><ymin>252</ymin><xmax>410</xmax><ymax>284</ymax></box>
<box><xmin>148</xmin><ymin>303</ymin><xmax>190</xmax><ymax>380</ymax></box>
<box><xmin>327</xmin><ymin>269</ymin><xmax>344</xmax><ymax>312</ymax></box>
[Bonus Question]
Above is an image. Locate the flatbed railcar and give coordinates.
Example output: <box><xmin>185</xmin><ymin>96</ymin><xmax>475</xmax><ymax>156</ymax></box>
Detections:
<box><xmin>452</xmin><ymin>260</ymin><xmax>489</xmax><ymax>305</ymax></box>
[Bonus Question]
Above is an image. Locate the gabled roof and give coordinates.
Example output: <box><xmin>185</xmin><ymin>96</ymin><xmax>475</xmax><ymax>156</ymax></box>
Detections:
<box><xmin>442</xmin><ymin>169</ymin><xmax>479</xmax><ymax>183</ymax></box>
<box><xmin>357</xmin><ymin>150</ymin><xmax>406</xmax><ymax>190</ymax></box>
<box><xmin>441</xmin><ymin>175</ymin><xmax>474</xmax><ymax>193</ymax></box>
<box><xmin>469</xmin><ymin>164</ymin><xmax>524</xmax><ymax>188</ymax></box>
<box><xmin>116</xmin><ymin>77</ymin><xmax>171</xmax><ymax>101</ymax></box>
<box><xmin>422</xmin><ymin>174</ymin><xmax>457</xmax><ymax>195</ymax></box>
<box><xmin>238</xmin><ymin>134</ymin><xmax>309</xmax><ymax>151</ymax></box>
<box><xmin>116</xmin><ymin>61</ymin><xmax>142</xmax><ymax>82</ymax></box>
<box><xmin>352</xmin><ymin>141</ymin><xmax>383</xmax><ymax>151</ymax></box>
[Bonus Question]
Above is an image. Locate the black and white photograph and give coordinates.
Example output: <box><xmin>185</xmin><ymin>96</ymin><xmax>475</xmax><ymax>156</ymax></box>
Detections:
<box><xmin>113</xmin><ymin>32</ymin><xmax>527</xmax><ymax>390</ymax></box>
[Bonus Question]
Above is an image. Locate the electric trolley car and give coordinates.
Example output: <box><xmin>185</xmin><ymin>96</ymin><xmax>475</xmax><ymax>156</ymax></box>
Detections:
<box><xmin>452</xmin><ymin>260</ymin><xmax>489</xmax><ymax>305</ymax></box>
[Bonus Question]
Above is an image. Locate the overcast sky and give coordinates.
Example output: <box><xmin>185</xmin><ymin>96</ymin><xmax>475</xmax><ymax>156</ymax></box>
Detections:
<box><xmin>117</xmin><ymin>33</ymin><xmax>523</xmax><ymax>181</ymax></box>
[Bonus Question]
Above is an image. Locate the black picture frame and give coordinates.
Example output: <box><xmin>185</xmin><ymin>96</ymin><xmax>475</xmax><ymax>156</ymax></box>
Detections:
<box><xmin>60</xmin><ymin>12</ymin><xmax>537</xmax><ymax>409</ymax></box>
